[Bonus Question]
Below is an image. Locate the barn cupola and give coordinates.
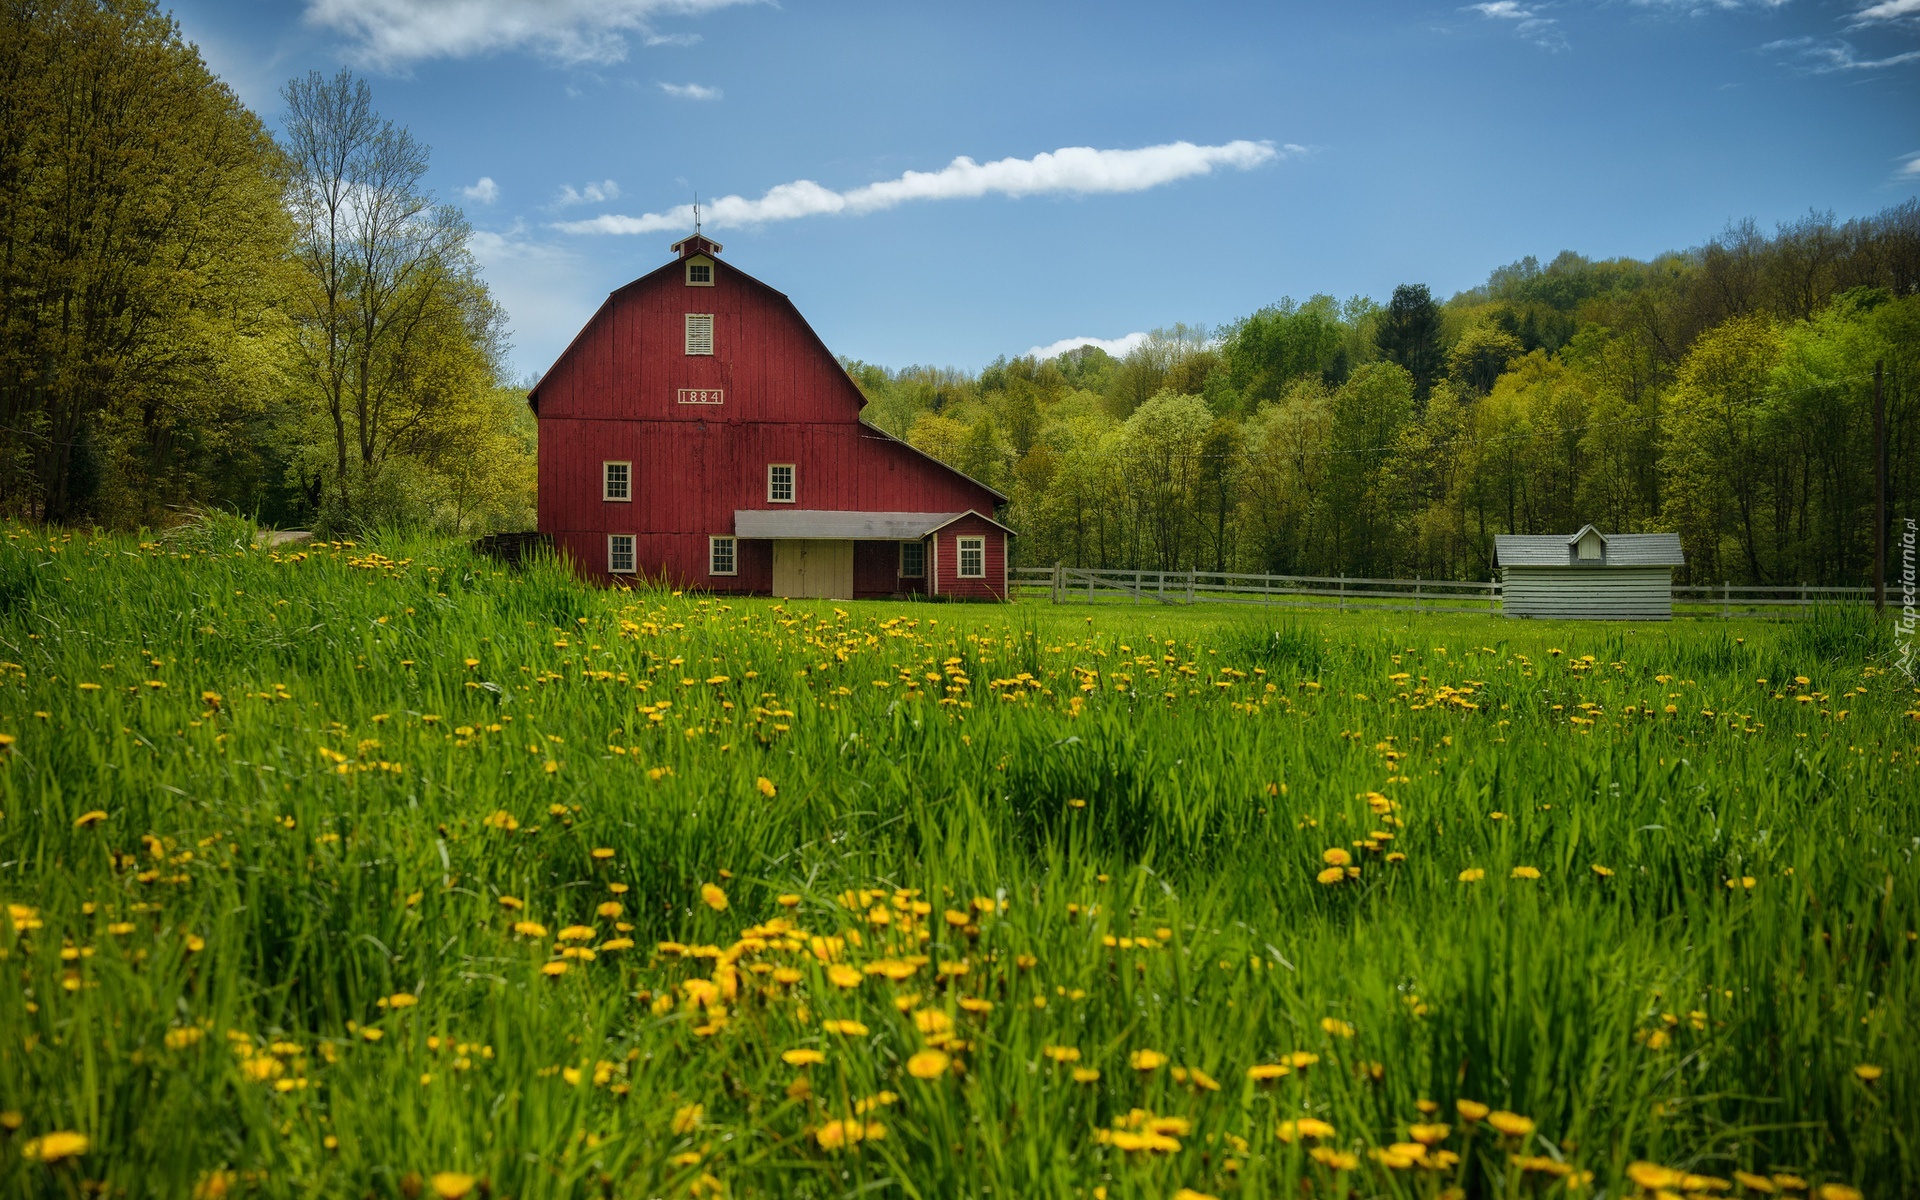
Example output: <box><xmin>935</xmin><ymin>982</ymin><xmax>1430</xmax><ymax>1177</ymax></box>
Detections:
<box><xmin>671</xmin><ymin>233</ymin><xmax>723</xmax><ymax>259</ymax></box>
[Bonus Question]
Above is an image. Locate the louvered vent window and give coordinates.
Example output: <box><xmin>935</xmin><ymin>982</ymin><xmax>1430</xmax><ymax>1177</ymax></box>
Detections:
<box><xmin>685</xmin><ymin>313</ymin><xmax>714</xmax><ymax>355</ymax></box>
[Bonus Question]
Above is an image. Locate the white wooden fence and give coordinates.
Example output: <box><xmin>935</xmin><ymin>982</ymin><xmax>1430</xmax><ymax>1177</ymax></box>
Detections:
<box><xmin>1012</xmin><ymin>566</ymin><xmax>1878</xmax><ymax>618</ymax></box>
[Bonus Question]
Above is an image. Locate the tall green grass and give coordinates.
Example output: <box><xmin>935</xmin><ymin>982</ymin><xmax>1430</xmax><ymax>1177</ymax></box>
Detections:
<box><xmin>0</xmin><ymin>523</ymin><xmax>1911</xmax><ymax>1199</ymax></box>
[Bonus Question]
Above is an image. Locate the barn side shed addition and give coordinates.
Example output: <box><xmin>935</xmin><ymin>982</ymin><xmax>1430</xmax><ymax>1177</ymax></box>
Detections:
<box><xmin>1494</xmin><ymin>526</ymin><xmax>1686</xmax><ymax>620</ymax></box>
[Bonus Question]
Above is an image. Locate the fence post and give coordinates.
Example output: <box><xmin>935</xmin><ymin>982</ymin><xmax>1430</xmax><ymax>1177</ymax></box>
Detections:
<box><xmin>1339</xmin><ymin>573</ymin><xmax>1347</xmax><ymax>612</ymax></box>
<box><xmin>1051</xmin><ymin>561</ymin><xmax>1060</xmax><ymax>604</ymax></box>
<box><xmin>1722</xmin><ymin>580</ymin><xmax>1729</xmax><ymax>619</ymax></box>
<box><xmin>1188</xmin><ymin>569</ymin><xmax>1195</xmax><ymax>604</ymax></box>
<box><xmin>1415</xmin><ymin>575</ymin><xmax>1422</xmax><ymax>614</ymax></box>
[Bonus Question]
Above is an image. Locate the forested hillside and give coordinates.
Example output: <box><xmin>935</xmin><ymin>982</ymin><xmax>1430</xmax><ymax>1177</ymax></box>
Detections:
<box><xmin>851</xmin><ymin>210</ymin><xmax>1919</xmax><ymax>587</ymax></box>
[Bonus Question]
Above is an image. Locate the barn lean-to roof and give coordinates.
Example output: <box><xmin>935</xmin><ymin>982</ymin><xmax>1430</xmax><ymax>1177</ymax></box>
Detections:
<box><xmin>1494</xmin><ymin>529</ymin><xmax>1684</xmax><ymax>567</ymax></box>
<box><xmin>524</xmin><ymin>244</ymin><xmax>1009</xmax><ymax>506</ymax></box>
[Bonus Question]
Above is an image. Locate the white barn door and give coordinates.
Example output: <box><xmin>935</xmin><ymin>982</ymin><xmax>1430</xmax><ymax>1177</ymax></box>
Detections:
<box><xmin>772</xmin><ymin>540</ymin><xmax>854</xmax><ymax>599</ymax></box>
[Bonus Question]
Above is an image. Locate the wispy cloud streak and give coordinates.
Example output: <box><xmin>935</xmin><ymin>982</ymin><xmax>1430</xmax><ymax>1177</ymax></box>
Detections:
<box><xmin>555</xmin><ymin>140</ymin><xmax>1292</xmax><ymax>235</ymax></box>
<box><xmin>303</xmin><ymin>0</ymin><xmax>757</xmax><ymax>67</ymax></box>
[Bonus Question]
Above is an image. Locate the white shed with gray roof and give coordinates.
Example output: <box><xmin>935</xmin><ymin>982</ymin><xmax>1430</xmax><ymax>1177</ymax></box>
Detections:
<box><xmin>1494</xmin><ymin>526</ymin><xmax>1686</xmax><ymax>620</ymax></box>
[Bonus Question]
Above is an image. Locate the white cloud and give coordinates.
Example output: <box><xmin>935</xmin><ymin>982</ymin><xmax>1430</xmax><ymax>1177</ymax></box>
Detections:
<box><xmin>659</xmin><ymin>81</ymin><xmax>722</xmax><ymax>100</ymax></box>
<box><xmin>302</xmin><ymin>0</ymin><xmax>757</xmax><ymax>68</ymax></box>
<box><xmin>1467</xmin><ymin>2</ymin><xmax>1568</xmax><ymax>50</ymax></box>
<box><xmin>1853</xmin><ymin>0</ymin><xmax>1920</xmax><ymax>17</ymax></box>
<box><xmin>555</xmin><ymin>139</ymin><xmax>1291</xmax><ymax>235</ymax></box>
<box><xmin>1027</xmin><ymin>332</ymin><xmax>1150</xmax><ymax>361</ymax></box>
<box><xmin>462</xmin><ymin>176</ymin><xmax>501</xmax><ymax>204</ymax></box>
<box><xmin>645</xmin><ymin>31</ymin><xmax>702</xmax><ymax>45</ymax></box>
<box><xmin>1899</xmin><ymin>152</ymin><xmax>1920</xmax><ymax>176</ymax></box>
<box><xmin>554</xmin><ymin>179</ymin><xmax>621</xmax><ymax>207</ymax></box>
<box><xmin>1766</xmin><ymin>35</ymin><xmax>1920</xmax><ymax>69</ymax></box>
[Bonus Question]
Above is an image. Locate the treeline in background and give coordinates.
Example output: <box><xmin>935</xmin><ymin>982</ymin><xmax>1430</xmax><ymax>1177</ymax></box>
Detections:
<box><xmin>6</xmin><ymin>2</ymin><xmax>1916</xmax><ymax>587</ymax></box>
<box><xmin>850</xmin><ymin>210</ymin><xmax>1919</xmax><ymax>587</ymax></box>
<box><xmin>0</xmin><ymin>0</ymin><xmax>533</xmax><ymax>535</ymax></box>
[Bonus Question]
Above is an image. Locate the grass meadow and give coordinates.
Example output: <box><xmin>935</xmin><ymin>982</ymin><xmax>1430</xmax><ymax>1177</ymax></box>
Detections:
<box><xmin>0</xmin><ymin>519</ymin><xmax>1913</xmax><ymax>1200</ymax></box>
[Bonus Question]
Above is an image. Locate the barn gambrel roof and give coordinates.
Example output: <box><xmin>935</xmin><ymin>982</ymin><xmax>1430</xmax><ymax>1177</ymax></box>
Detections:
<box><xmin>1495</xmin><ymin>528</ymin><xmax>1685</xmax><ymax>567</ymax></box>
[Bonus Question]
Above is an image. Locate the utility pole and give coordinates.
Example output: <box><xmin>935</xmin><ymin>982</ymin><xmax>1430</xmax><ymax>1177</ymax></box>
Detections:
<box><xmin>1874</xmin><ymin>360</ymin><xmax>1885</xmax><ymax>618</ymax></box>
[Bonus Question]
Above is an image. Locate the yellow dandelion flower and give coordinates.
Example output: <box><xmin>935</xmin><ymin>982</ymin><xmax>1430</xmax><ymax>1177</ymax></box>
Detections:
<box><xmin>1319</xmin><ymin>1017</ymin><xmax>1355</xmax><ymax>1038</ymax></box>
<box><xmin>1315</xmin><ymin>866</ymin><xmax>1347</xmax><ymax>885</ymax></box>
<box><xmin>1591</xmin><ymin>864</ymin><xmax>1614</xmax><ymax>878</ymax></box>
<box><xmin>827</xmin><ymin>964</ymin><xmax>863</xmax><ymax>989</ymax></box>
<box><xmin>756</xmin><ymin>777</ymin><xmax>777</xmax><ymax>798</ymax></box>
<box><xmin>1733</xmin><ymin>1171</ymin><xmax>1778</xmax><ymax>1193</ymax></box>
<box><xmin>1852</xmin><ymin>1064</ymin><xmax>1882</xmax><ymax>1081</ymax></box>
<box><xmin>1070</xmin><ymin>1066</ymin><xmax>1101</xmax><ymax>1083</ymax></box>
<box><xmin>73</xmin><ymin>810</ymin><xmax>108</xmax><ymax>829</ymax></box>
<box><xmin>1815</xmin><ymin>1187</ymin><xmax>1861</xmax><ymax>1200</ymax></box>
<box><xmin>821</xmin><ymin>1019</ymin><xmax>868</xmax><ymax>1036</ymax></box>
<box><xmin>907</xmin><ymin>1049</ymin><xmax>951</xmax><ymax>1079</ymax></box>
<box><xmin>1308</xmin><ymin>1147</ymin><xmax>1358</xmax><ymax>1170</ymax></box>
<box><xmin>1511</xmin><ymin>866</ymin><xmax>1541</xmax><ymax>880</ymax></box>
<box><xmin>1486</xmin><ymin>1111</ymin><xmax>1534</xmax><ymax>1137</ymax></box>
<box><xmin>700</xmin><ymin>883</ymin><xmax>729</xmax><ymax>911</ymax></box>
<box><xmin>539</xmin><ymin>962</ymin><xmax>569</xmax><ymax>977</ymax></box>
<box><xmin>782</xmin><ymin>1048</ymin><xmax>826</xmax><ymax>1066</ymax></box>
<box><xmin>512</xmin><ymin>921</ymin><xmax>547</xmax><ymax>937</ymax></box>
<box><xmin>1129</xmin><ymin>1049</ymin><xmax>1167</xmax><ymax>1071</ymax></box>
<box><xmin>1043</xmin><ymin>1045</ymin><xmax>1081</xmax><ymax>1064</ymax></box>
<box><xmin>1458</xmin><ymin>868</ymin><xmax>1486</xmax><ymax>882</ymax></box>
<box><xmin>671</xmin><ymin>1103</ymin><xmax>704</xmax><ymax>1134</ymax></box>
<box><xmin>1322</xmin><ymin>847</ymin><xmax>1352</xmax><ymax>867</ymax></box>
<box><xmin>597</xmin><ymin>901</ymin><xmax>624</xmax><ymax>919</ymax></box>
<box><xmin>1276</xmin><ymin>1118</ymin><xmax>1336</xmax><ymax>1142</ymax></box>
<box><xmin>21</xmin><ymin>1131</ymin><xmax>89</xmax><ymax>1163</ymax></box>
<box><xmin>1456</xmin><ymin>1099</ymin><xmax>1490</xmax><ymax>1122</ymax></box>
<box><xmin>429</xmin><ymin>1172</ymin><xmax>477</xmax><ymax>1199</ymax></box>
<box><xmin>1247</xmin><ymin>1063</ymin><xmax>1291</xmax><ymax>1082</ymax></box>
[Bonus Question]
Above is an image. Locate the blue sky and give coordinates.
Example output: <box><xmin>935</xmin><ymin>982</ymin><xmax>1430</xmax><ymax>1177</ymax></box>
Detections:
<box><xmin>171</xmin><ymin>0</ymin><xmax>1919</xmax><ymax>380</ymax></box>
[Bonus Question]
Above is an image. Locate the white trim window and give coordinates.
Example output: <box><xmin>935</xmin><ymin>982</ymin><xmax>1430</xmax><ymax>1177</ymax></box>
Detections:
<box><xmin>607</xmin><ymin>534</ymin><xmax>636</xmax><ymax>575</ymax></box>
<box><xmin>685</xmin><ymin>313</ymin><xmax>714</xmax><ymax>355</ymax></box>
<box><xmin>899</xmin><ymin>539</ymin><xmax>925</xmax><ymax>579</ymax></box>
<box><xmin>685</xmin><ymin>258</ymin><xmax>713</xmax><ymax>286</ymax></box>
<box><xmin>957</xmin><ymin>535</ymin><xmax>985</xmax><ymax>579</ymax></box>
<box><xmin>709</xmin><ymin>535</ymin><xmax>737</xmax><ymax>576</ymax></box>
<box><xmin>602</xmin><ymin>460</ymin><xmax>631</xmax><ymax>502</ymax></box>
<box><xmin>767</xmin><ymin>463</ymin><xmax>795</xmax><ymax>504</ymax></box>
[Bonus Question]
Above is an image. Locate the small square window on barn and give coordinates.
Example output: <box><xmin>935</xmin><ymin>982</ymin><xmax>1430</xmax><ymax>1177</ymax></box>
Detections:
<box><xmin>602</xmin><ymin>461</ymin><xmax>630</xmax><ymax>502</ymax></box>
<box><xmin>709</xmin><ymin>536</ymin><xmax>737</xmax><ymax>576</ymax></box>
<box><xmin>607</xmin><ymin>534</ymin><xmax>636</xmax><ymax>574</ymax></box>
<box><xmin>685</xmin><ymin>313</ymin><xmax>714</xmax><ymax>355</ymax></box>
<box><xmin>685</xmin><ymin>256</ymin><xmax>714</xmax><ymax>286</ymax></box>
<box><xmin>957</xmin><ymin>536</ymin><xmax>985</xmax><ymax>579</ymax></box>
<box><xmin>767</xmin><ymin>463</ymin><xmax>795</xmax><ymax>504</ymax></box>
<box><xmin>899</xmin><ymin>539</ymin><xmax>925</xmax><ymax>578</ymax></box>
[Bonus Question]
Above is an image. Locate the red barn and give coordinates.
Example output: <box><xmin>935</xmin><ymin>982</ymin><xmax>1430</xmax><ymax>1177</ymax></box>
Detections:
<box><xmin>529</xmin><ymin>235</ymin><xmax>1013</xmax><ymax>600</ymax></box>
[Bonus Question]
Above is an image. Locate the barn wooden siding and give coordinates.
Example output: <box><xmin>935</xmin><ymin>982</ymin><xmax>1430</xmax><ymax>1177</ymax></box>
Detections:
<box><xmin>1501</xmin><ymin>567</ymin><xmax>1675</xmax><ymax>620</ymax></box>
<box><xmin>534</xmin><ymin>251</ymin><xmax>1006</xmax><ymax>594</ymax></box>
